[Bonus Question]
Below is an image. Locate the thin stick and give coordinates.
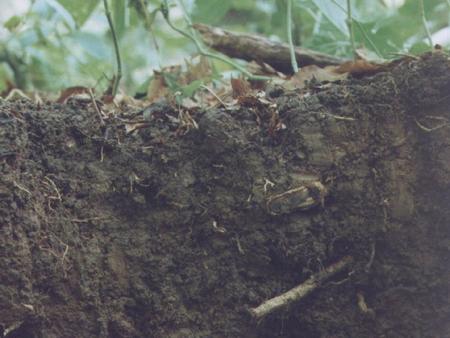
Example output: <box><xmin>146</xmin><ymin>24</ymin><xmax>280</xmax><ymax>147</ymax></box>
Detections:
<box><xmin>200</xmin><ymin>84</ymin><xmax>229</xmax><ymax>108</ymax></box>
<box><xmin>13</xmin><ymin>180</ymin><xmax>32</xmax><ymax>196</ymax></box>
<box><xmin>287</xmin><ymin>0</ymin><xmax>299</xmax><ymax>73</ymax></box>
<box><xmin>103</xmin><ymin>0</ymin><xmax>122</xmax><ymax>97</ymax></box>
<box><xmin>420</xmin><ymin>0</ymin><xmax>433</xmax><ymax>48</ymax></box>
<box><xmin>44</xmin><ymin>176</ymin><xmax>62</xmax><ymax>202</ymax></box>
<box><xmin>346</xmin><ymin>0</ymin><xmax>356</xmax><ymax>59</ymax></box>
<box><xmin>414</xmin><ymin>118</ymin><xmax>448</xmax><ymax>132</ymax></box>
<box><xmin>249</xmin><ymin>256</ymin><xmax>353</xmax><ymax>319</ymax></box>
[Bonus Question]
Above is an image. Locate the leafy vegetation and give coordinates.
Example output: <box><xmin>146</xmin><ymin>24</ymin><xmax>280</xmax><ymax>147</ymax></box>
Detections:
<box><xmin>0</xmin><ymin>0</ymin><xmax>448</xmax><ymax>95</ymax></box>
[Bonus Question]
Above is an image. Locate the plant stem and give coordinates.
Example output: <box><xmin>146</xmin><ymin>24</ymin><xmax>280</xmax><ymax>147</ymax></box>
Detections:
<box><xmin>330</xmin><ymin>0</ymin><xmax>381</xmax><ymax>58</ymax></box>
<box><xmin>354</xmin><ymin>21</ymin><xmax>381</xmax><ymax>58</ymax></box>
<box><xmin>103</xmin><ymin>0</ymin><xmax>122</xmax><ymax>97</ymax></box>
<box><xmin>346</xmin><ymin>0</ymin><xmax>356</xmax><ymax>59</ymax></box>
<box><xmin>420</xmin><ymin>0</ymin><xmax>433</xmax><ymax>48</ymax></box>
<box><xmin>162</xmin><ymin>0</ymin><xmax>270</xmax><ymax>81</ymax></box>
<box><xmin>287</xmin><ymin>0</ymin><xmax>299</xmax><ymax>73</ymax></box>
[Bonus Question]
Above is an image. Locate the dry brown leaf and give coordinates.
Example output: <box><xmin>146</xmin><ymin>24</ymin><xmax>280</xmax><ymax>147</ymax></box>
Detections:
<box><xmin>185</xmin><ymin>56</ymin><xmax>212</xmax><ymax>83</ymax></box>
<box><xmin>334</xmin><ymin>59</ymin><xmax>384</xmax><ymax>76</ymax></box>
<box><xmin>231</xmin><ymin>78</ymin><xmax>252</xmax><ymax>98</ymax></box>
<box><xmin>57</xmin><ymin>86</ymin><xmax>92</xmax><ymax>103</ymax></box>
<box><xmin>283</xmin><ymin>65</ymin><xmax>347</xmax><ymax>90</ymax></box>
<box><xmin>246</xmin><ymin>61</ymin><xmax>285</xmax><ymax>78</ymax></box>
<box><xmin>147</xmin><ymin>72</ymin><xmax>169</xmax><ymax>103</ymax></box>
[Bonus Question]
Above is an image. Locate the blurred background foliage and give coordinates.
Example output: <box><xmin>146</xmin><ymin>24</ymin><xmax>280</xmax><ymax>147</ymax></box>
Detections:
<box><xmin>0</xmin><ymin>0</ymin><xmax>448</xmax><ymax>95</ymax></box>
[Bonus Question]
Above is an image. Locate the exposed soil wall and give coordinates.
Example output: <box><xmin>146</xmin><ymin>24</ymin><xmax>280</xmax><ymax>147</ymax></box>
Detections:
<box><xmin>1</xmin><ymin>52</ymin><xmax>449</xmax><ymax>338</ymax></box>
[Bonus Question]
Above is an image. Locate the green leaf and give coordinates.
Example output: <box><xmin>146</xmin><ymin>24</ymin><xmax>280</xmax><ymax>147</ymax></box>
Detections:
<box><xmin>56</xmin><ymin>0</ymin><xmax>100</xmax><ymax>27</ymax></box>
<box><xmin>112</xmin><ymin>0</ymin><xmax>127</xmax><ymax>38</ymax></box>
<box><xmin>352</xmin><ymin>0</ymin><xmax>389</xmax><ymax>23</ymax></box>
<box><xmin>409</xmin><ymin>41</ymin><xmax>431</xmax><ymax>55</ymax></box>
<box><xmin>192</xmin><ymin>0</ymin><xmax>231</xmax><ymax>25</ymax></box>
<box><xmin>71</xmin><ymin>32</ymin><xmax>110</xmax><ymax>59</ymax></box>
<box><xmin>4</xmin><ymin>16</ymin><xmax>22</xmax><ymax>32</ymax></box>
<box><xmin>180</xmin><ymin>79</ymin><xmax>203</xmax><ymax>98</ymax></box>
<box><xmin>311</xmin><ymin>0</ymin><xmax>348</xmax><ymax>37</ymax></box>
<box><xmin>45</xmin><ymin>0</ymin><xmax>76</xmax><ymax>30</ymax></box>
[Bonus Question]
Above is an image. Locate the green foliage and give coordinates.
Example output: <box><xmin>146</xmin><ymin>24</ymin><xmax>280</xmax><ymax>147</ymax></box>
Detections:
<box><xmin>192</xmin><ymin>0</ymin><xmax>231</xmax><ymax>25</ymax></box>
<box><xmin>0</xmin><ymin>0</ymin><xmax>448</xmax><ymax>94</ymax></box>
<box><xmin>57</xmin><ymin>0</ymin><xmax>100</xmax><ymax>27</ymax></box>
<box><xmin>112</xmin><ymin>0</ymin><xmax>128</xmax><ymax>37</ymax></box>
<box><xmin>3</xmin><ymin>15</ymin><xmax>22</xmax><ymax>32</ymax></box>
<box><xmin>312</xmin><ymin>0</ymin><xmax>348</xmax><ymax>36</ymax></box>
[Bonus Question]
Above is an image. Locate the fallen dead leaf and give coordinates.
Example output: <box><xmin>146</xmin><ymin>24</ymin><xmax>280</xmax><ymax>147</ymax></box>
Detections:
<box><xmin>57</xmin><ymin>86</ymin><xmax>92</xmax><ymax>104</ymax></box>
<box><xmin>334</xmin><ymin>59</ymin><xmax>384</xmax><ymax>76</ymax></box>
<box><xmin>283</xmin><ymin>65</ymin><xmax>347</xmax><ymax>90</ymax></box>
<box><xmin>231</xmin><ymin>78</ymin><xmax>252</xmax><ymax>98</ymax></box>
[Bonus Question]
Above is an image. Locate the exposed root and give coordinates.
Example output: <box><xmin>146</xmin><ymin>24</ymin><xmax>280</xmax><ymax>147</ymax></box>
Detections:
<box><xmin>357</xmin><ymin>291</ymin><xmax>375</xmax><ymax>317</ymax></box>
<box><xmin>13</xmin><ymin>180</ymin><xmax>32</xmax><ymax>196</ymax></box>
<box><xmin>88</xmin><ymin>88</ymin><xmax>105</xmax><ymax>126</ymax></box>
<box><xmin>249</xmin><ymin>256</ymin><xmax>354</xmax><ymax>319</ymax></box>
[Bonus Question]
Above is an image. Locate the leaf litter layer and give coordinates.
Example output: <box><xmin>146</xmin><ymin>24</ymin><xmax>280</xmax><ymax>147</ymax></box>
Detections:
<box><xmin>0</xmin><ymin>51</ymin><xmax>450</xmax><ymax>338</ymax></box>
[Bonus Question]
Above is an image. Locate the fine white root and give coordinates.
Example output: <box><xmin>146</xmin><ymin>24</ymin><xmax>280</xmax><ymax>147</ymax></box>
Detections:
<box><xmin>249</xmin><ymin>256</ymin><xmax>353</xmax><ymax>319</ymax></box>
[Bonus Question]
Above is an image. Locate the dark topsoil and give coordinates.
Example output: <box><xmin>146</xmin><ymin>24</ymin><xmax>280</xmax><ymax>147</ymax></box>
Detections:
<box><xmin>1</xmin><ymin>52</ymin><xmax>450</xmax><ymax>338</ymax></box>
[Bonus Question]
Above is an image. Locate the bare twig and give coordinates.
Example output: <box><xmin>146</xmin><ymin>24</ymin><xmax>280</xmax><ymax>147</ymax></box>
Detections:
<box><xmin>193</xmin><ymin>23</ymin><xmax>344</xmax><ymax>75</ymax></box>
<box><xmin>249</xmin><ymin>256</ymin><xmax>353</xmax><ymax>319</ymax></box>
<box><xmin>415</xmin><ymin>118</ymin><xmax>449</xmax><ymax>132</ymax></box>
<box><xmin>200</xmin><ymin>84</ymin><xmax>229</xmax><ymax>108</ymax></box>
<box><xmin>5</xmin><ymin>88</ymin><xmax>31</xmax><ymax>101</ymax></box>
<box><xmin>365</xmin><ymin>241</ymin><xmax>376</xmax><ymax>273</ymax></box>
<box><xmin>103</xmin><ymin>0</ymin><xmax>122</xmax><ymax>97</ymax></box>
<box><xmin>44</xmin><ymin>176</ymin><xmax>62</xmax><ymax>202</ymax></box>
<box><xmin>321</xmin><ymin>112</ymin><xmax>356</xmax><ymax>121</ymax></box>
<box><xmin>13</xmin><ymin>180</ymin><xmax>32</xmax><ymax>196</ymax></box>
<box><xmin>88</xmin><ymin>88</ymin><xmax>105</xmax><ymax>126</ymax></box>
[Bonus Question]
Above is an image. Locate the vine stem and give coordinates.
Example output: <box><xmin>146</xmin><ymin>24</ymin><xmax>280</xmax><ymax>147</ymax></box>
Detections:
<box><xmin>103</xmin><ymin>0</ymin><xmax>122</xmax><ymax>97</ymax></box>
<box><xmin>287</xmin><ymin>0</ymin><xmax>299</xmax><ymax>73</ymax></box>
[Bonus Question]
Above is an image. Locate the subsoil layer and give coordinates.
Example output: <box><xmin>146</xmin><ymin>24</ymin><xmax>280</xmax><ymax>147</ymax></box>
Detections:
<box><xmin>1</xmin><ymin>51</ymin><xmax>450</xmax><ymax>338</ymax></box>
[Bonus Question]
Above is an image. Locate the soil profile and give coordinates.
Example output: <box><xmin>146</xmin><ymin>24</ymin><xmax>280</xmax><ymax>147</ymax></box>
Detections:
<box><xmin>1</xmin><ymin>51</ymin><xmax>450</xmax><ymax>338</ymax></box>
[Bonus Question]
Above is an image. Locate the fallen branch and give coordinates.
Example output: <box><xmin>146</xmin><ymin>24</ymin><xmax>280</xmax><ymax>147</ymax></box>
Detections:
<box><xmin>193</xmin><ymin>23</ymin><xmax>345</xmax><ymax>74</ymax></box>
<box><xmin>249</xmin><ymin>256</ymin><xmax>353</xmax><ymax>319</ymax></box>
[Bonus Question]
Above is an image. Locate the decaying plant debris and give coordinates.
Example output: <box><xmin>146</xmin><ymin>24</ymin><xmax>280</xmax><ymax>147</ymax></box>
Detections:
<box><xmin>1</xmin><ymin>51</ymin><xmax>450</xmax><ymax>337</ymax></box>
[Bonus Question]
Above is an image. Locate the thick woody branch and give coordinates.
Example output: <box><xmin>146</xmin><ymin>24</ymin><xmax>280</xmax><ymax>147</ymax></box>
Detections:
<box><xmin>193</xmin><ymin>23</ymin><xmax>345</xmax><ymax>74</ymax></box>
<box><xmin>249</xmin><ymin>256</ymin><xmax>354</xmax><ymax>319</ymax></box>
